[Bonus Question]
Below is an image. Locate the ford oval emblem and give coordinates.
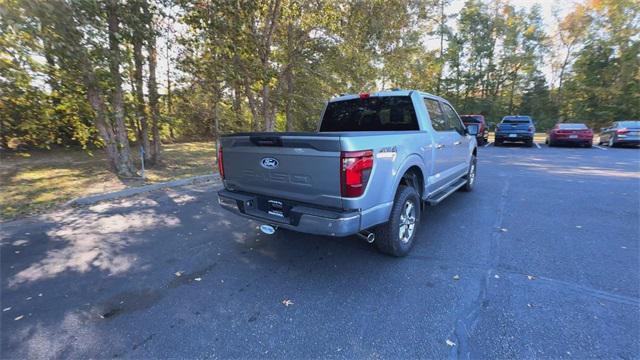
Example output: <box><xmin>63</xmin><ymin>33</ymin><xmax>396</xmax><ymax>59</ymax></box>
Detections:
<box><xmin>260</xmin><ymin>157</ymin><xmax>279</xmax><ymax>169</ymax></box>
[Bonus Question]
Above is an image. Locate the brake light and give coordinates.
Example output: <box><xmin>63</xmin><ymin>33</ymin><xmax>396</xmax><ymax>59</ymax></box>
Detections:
<box><xmin>617</xmin><ymin>128</ymin><xmax>629</xmax><ymax>134</ymax></box>
<box><xmin>359</xmin><ymin>93</ymin><xmax>370</xmax><ymax>100</ymax></box>
<box><xmin>217</xmin><ymin>142</ymin><xmax>224</xmax><ymax>179</ymax></box>
<box><xmin>341</xmin><ymin>150</ymin><xmax>373</xmax><ymax>197</ymax></box>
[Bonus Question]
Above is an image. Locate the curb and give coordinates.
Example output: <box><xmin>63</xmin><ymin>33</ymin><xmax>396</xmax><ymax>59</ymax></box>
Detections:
<box><xmin>67</xmin><ymin>174</ymin><xmax>221</xmax><ymax>206</ymax></box>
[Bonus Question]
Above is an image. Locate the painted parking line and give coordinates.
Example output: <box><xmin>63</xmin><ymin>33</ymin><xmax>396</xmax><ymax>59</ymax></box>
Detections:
<box><xmin>594</xmin><ymin>145</ymin><xmax>608</xmax><ymax>150</ymax></box>
<box><xmin>484</xmin><ymin>142</ymin><xmax>493</xmax><ymax>147</ymax></box>
<box><xmin>534</xmin><ymin>142</ymin><xmax>541</xmax><ymax>149</ymax></box>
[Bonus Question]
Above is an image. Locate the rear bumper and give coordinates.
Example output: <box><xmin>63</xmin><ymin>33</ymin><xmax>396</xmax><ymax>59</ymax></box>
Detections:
<box><xmin>614</xmin><ymin>136</ymin><xmax>640</xmax><ymax>144</ymax></box>
<box><xmin>495</xmin><ymin>133</ymin><xmax>533</xmax><ymax>141</ymax></box>
<box><xmin>217</xmin><ymin>189</ymin><xmax>361</xmax><ymax>237</ymax></box>
<box><xmin>552</xmin><ymin>137</ymin><xmax>592</xmax><ymax>143</ymax></box>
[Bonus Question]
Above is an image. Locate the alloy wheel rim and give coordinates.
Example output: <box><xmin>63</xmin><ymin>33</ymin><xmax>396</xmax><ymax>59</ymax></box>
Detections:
<box><xmin>399</xmin><ymin>200</ymin><xmax>416</xmax><ymax>244</ymax></box>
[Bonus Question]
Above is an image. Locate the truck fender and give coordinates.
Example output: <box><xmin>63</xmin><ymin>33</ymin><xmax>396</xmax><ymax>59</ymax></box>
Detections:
<box><xmin>391</xmin><ymin>153</ymin><xmax>427</xmax><ymax>202</ymax></box>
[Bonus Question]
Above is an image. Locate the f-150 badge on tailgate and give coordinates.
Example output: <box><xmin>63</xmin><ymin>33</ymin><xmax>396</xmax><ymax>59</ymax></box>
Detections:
<box><xmin>260</xmin><ymin>157</ymin><xmax>279</xmax><ymax>169</ymax></box>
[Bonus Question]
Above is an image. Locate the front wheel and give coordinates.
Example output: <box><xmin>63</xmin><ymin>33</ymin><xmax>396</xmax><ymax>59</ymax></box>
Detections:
<box><xmin>460</xmin><ymin>155</ymin><xmax>477</xmax><ymax>192</ymax></box>
<box><xmin>609</xmin><ymin>137</ymin><xmax>617</xmax><ymax>148</ymax></box>
<box><xmin>375</xmin><ymin>185</ymin><xmax>421</xmax><ymax>257</ymax></box>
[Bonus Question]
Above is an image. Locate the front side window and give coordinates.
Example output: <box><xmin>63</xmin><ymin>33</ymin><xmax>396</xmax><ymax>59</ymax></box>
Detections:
<box><xmin>442</xmin><ymin>103</ymin><xmax>465</xmax><ymax>133</ymax></box>
<box><xmin>424</xmin><ymin>98</ymin><xmax>448</xmax><ymax>131</ymax></box>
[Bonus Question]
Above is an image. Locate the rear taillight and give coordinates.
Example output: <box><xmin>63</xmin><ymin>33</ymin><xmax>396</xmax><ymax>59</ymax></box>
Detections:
<box><xmin>617</xmin><ymin>128</ymin><xmax>629</xmax><ymax>134</ymax></box>
<box><xmin>217</xmin><ymin>142</ymin><xmax>224</xmax><ymax>179</ymax></box>
<box><xmin>341</xmin><ymin>150</ymin><xmax>373</xmax><ymax>198</ymax></box>
<box><xmin>528</xmin><ymin>126</ymin><xmax>533</xmax><ymax>132</ymax></box>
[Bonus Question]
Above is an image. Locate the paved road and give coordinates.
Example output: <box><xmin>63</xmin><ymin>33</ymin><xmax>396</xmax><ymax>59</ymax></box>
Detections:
<box><xmin>1</xmin><ymin>144</ymin><xmax>639</xmax><ymax>359</ymax></box>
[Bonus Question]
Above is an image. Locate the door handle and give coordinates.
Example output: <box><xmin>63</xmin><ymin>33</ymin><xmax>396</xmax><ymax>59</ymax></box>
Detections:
<box><xmin>453</xmin><ymin>141</ymin><xmax>462</xmax><ymax>145</ymax></box>
<box><xmin>435</xmin><ymin>144</ymin><xmax>445</xmax><ymax>149</ymax></box>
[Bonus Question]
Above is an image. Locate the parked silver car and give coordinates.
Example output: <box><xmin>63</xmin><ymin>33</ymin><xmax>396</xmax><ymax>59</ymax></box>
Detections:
<box><xmin>598</xmin><ymin>121</ymin><xmax>640</xmax><ymax>147</ymax></box>
<box><xmin>217</xmin><ymin>90</ymin><xmax>478</xmax><ymax>256</ymax></box>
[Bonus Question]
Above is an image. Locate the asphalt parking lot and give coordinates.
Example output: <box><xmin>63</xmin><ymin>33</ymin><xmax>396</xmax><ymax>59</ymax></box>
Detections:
<box><xmin>1</xmin><ymin>144</ymin><xmax>639</xmax><ymax>359</ymax></box>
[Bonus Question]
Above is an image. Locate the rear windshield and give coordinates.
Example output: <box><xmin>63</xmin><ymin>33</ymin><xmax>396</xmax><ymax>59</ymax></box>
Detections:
<box><xmin>502</xmin><ymin>119</ymin><xmax>531</xmax><ymax>124</ymax></box>
<box><xmin>502</xmin><ymin>116</ymin><xmax>531</xmax><ymax>123</ymax></box>
<box><xmin>619</xmin><ymin>121</ymin><xmax>640</xmax><ymax>127</ymax></box>
<box><xmin>558</xmin><ymin>123</ymin><xmax>588</xmax><ymax>129</ymax></box>
<box><xmin>461</xmin><ymin>116</ymin><xmax>482</xmax><ymax>123</ymax></box>
<box><xmin>320</xmin><ymin>96</ymin><xmax>419</xmax><ymax>132</ymax></box>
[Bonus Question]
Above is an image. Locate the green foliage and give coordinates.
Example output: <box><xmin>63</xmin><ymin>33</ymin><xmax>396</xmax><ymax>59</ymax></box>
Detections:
<box><xmin>1</xmin><ymin>0</ymin><xmax>638</xmax><ymax>153</ymax></box>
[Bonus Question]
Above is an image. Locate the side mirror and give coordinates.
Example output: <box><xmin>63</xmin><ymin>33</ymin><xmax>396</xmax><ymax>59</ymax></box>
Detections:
<box><xmin>466</xmin><ymin>124</ymin><xmax>479</xmax><ymax>136</ymax></box>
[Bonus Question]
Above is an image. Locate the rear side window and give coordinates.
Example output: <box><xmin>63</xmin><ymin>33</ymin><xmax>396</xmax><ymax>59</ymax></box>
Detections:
<box><xmin>424</xmin><ymin>98</ymin><xmax>448</xmax><ymax>131</ymax></box>
<box><xmin>320</xmin><ymin>96</ymin><xmax>419</xmax><ymax>132</ymax></box>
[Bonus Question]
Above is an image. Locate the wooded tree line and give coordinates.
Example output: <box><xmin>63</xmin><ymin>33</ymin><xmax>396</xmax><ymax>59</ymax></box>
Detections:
<box><xmin>1</xmin><ymin>0</ymin><xmax>638</xmax><ymax>176</ymax></box>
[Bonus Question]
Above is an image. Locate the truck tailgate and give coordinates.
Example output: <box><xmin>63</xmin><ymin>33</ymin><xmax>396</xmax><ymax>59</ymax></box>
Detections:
<box><xmin>220</xmin><ymin>134</ymin><xmax>343</xmax><ymax>208</ymax></box>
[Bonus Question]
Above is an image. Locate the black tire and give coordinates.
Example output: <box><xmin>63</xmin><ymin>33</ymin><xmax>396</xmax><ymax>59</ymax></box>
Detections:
<box><xmin>585</xmin><ymin>142</ymin><xmax>592</xmax><ymax>148</ymax></box>
<box><xmin>375</xmin><ymin>185</ymin><xmax>421</xmax><ymax>257</ymax></box>
<box><xmin>460</xmin><ymin>155</ymin><xmax>477</xmax><ymax>192</ymax></box>
<box><xmin>526</xmin><ymin>140</ymin><xmax>534</xmax><ymax>147</ymax></box>
<box><xmin>548</xmin><ymin>139</ymin><xmax>554</xmax><ymax>147</ymax></box>
<box><xmin>495</xmin><ymin>140</ymin><xmax>502</xmax><ymax>146</ymax></box>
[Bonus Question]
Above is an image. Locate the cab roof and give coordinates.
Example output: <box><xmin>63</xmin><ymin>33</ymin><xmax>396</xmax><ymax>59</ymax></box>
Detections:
<box><xmin>330</xmin><ymin>89</ymin><xmax>447</xmax><ymax>103</ymax></box>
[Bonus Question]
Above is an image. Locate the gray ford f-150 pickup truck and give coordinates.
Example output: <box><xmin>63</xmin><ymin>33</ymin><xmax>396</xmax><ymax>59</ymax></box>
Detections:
<box><xmin>217</xmin><ymin>90</ymin><xmax>479</xmax><ymax>256</ymax></box>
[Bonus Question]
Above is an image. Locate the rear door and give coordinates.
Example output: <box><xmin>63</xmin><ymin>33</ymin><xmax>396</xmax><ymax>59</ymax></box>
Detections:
<box><xmin>423</xmin><ymin>98</ymin><xmax>458</xmax><ymax>189</ymax></box>
<box><xmin>220</xmin><ymin>134</ymin><xmax>343</xmax><ymax>208</ymax></box>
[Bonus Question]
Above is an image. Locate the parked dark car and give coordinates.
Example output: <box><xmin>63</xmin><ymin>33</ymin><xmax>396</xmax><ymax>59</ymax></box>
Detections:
<box><xmin>546</xmin><ymin>123</ymin><xmax>593</xmax><ymax>147</ymax></box>
<box><xmin>460</xmin><ymin>115</ymin><xmax>488</xmax><ymax>145</ymax></box>
<box><xmin>495</xmin><ymin>115</ymin><xmax>535</xmax><ymax>147</ymax></box>
<box><xmin>598</xmin><ymin>121</ymin><xmax>640</xmax><ymax>147</ymax></box>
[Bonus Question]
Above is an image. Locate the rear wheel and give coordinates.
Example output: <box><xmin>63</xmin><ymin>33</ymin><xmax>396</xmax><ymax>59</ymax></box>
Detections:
<box><xmin>526</xmin><ymin>140</ymin><xmax>534</xmax><ymax>147</ymax></box>
<box><xmin>609</xmin><ymin>137</ymin><xmax>617</xmax><ymax>148</ymax></box>
<box><xmin>375</xmin><ymin>185</ymin><xmax>420</xmax><ymax>257</ymax></box>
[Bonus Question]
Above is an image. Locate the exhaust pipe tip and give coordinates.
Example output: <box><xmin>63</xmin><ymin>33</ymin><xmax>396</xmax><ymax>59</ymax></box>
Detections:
<box><xmin>357</xmin><ymin>231</ymin><xmax>375</xmax><ymax>243</ymax></box>
<box><xmin>366</xmin><ymin>232</ymin><xmax>375</xmax><ymax>243</ymax></box>
<box><xmin>259</xmin><ymin>224</ymin><xmax>277</xmax><ymax>235</ymax></box>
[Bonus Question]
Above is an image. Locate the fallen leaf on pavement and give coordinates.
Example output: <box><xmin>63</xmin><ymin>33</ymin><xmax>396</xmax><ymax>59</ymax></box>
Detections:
<box><xmin>3</xmin><ymin>307</ymin><xmax>11</xmax><ymax>312</ymax></box>
<box><xmin>499</xmin><ymin>228</ymin><xmax>508</xmax><ymax>232</ymax></box>
<box><xmin>446</xmin><ymin>339</ymin><xmax>456</xmax><ymax>347</ymax></box>
<box><xmin>282</xmin><ymin>299</ymin><xmax>294</xmax><ymax>307</ymax></box>
<box><xmin>175</xmin><ymin>271</ymin><xmax>183</xmax><ymax>277</ymax></box>
<box><xmin>494</xmin><ymin>274</ymin><xmax>500</xmax><ymax>279</ymax></box>
<box><xmin>453</xmin><ymin>275</ymin><xmax>460</xmax><ymax>280</ymax></box>
<box><xmin>14</xmin><ymin>315</ymin><xmax>24</xmax><ymax>321</ymax></box>
<box><xmin>527</xmin><ymin>275</ymin><xmax>536</xmax><ymax>280</ymax></box>
<box><xmin>194</xmin><ymin>277</ymin><xmax>202</xmax><ymax>281</ymax></box>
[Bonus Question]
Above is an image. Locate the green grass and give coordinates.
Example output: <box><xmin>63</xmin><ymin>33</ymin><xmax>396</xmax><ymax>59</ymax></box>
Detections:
<box><xmin>0</xmin><ymin>142</ymin><xmax>216</xmax><ymax>220</ymax></box>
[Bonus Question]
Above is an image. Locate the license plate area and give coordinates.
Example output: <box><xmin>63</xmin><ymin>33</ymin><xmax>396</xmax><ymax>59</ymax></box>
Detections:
<box><xmin>569</xmin><ymin>135</ymin><xmax>578</xmax><ymax>139</ymax></box>
<box><xmin>257</xmin><ymin>197</ymin><xmax>291</xmax><ymax>219</ymax></box>
<box><xmin>509</xmin><ymin>134</ymin><xmax>517</xmax><ymax>138</ymax></box>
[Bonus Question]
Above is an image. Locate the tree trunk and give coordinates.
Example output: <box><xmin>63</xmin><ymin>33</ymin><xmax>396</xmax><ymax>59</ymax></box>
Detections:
<box><xmin>133</xmin><ymin>35</ymin><xmax>151</xmax><ymax>162</ymax></box>
<box><xmin>245</xmin><ymin>79</ymin><xmax>260</xmax><ymax>131</ymax></box>
<box><xmin>107</xmin><ymin>0</ymin><xmax>137</xmax><ymax>177</ymax></box>
<box><xmin>285</xmin><ymin>69</ymin><xmax>294</xmax><ymax>131</ymax></box>
<box><xmin>262</xmin><ymin>82</ymin><xmax>274</xmax><ymax>131</ymax></box>
<box><xmin>79</xmin><ymin>57</ymin><xmax>120</xmax><ymax>172</ymax></box>
<box><xmin>147</xmin><ymin>23</ymin><xmax>161</xmax><ymax>164</ymax></box>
